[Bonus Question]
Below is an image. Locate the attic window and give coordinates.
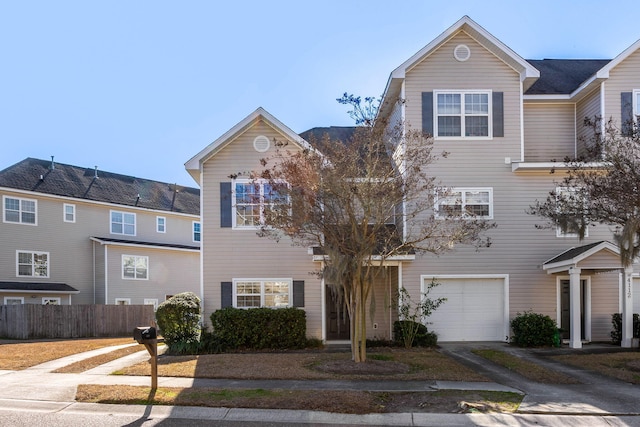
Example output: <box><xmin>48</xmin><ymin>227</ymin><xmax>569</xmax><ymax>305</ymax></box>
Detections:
<box><xmin>253</xmin><ymin>135</ymin><xmax>270</xmax><ymax>153</ymax></box>
<box><xmin>454</xmin><ymin>44</ymin><xmax>471</xmax><ymax>62</ymax></box>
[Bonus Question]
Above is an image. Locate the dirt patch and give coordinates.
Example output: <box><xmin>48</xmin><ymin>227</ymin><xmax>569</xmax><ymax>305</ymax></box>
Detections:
<box><xmin>76</xmin><ymin>385</ymin><xmax>522</xmax><ymax>414</ymax></box>
<box><xmin>314</xmin><ymin>359</ymin><xmax>411</xmax><ymax>375</ymax></box>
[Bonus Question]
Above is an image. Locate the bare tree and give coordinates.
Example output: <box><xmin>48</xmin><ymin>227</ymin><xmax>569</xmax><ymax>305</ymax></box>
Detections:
<box><xmin>252</xmin><ymin>94</ymin><xmax>494</xmax><ymax>362</ymax></box>
<box><xmin>530</xmin><ymin>117</ymin><xmax>640</xmax><ymax>267</ymax></box>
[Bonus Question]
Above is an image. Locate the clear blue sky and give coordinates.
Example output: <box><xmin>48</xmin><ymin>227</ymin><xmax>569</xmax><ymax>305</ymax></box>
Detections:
<box><xmin>2</xmin><ymin>1</ymin><xmax>638</xmax><ymax>187</ymax></box>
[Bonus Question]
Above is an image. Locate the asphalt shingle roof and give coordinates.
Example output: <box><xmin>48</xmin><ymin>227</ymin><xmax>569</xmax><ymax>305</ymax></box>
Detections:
<box><xmin>92</xmin><ymin>236</ymin><xmax>199</xmax><ymax>251</ymax></box>
<box><xmin>0</xmin><ymin>158</ymin><xmax>200</xmax><ymax>215</ymax></box>
<box><xmin>544</xmin><ymin>241</ymin><xmax>607</xmax><ymax>265</ymax></box>
<box><xmin>0</xmin><ymin>282</ymin><xmax>79</xmax><ymax>293</ymax></box>
<box><xmin>525</xmin><ymin>59</ymin><xmax>611</xmax><ymax>95</ymax></box>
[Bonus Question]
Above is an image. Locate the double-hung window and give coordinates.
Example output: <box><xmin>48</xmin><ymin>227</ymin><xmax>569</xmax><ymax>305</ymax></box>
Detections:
<box><xmin>233</xmin><ymin>279</ymin><xmax>291</xmax><ymax>308</ymax></box>
<box><xmin>63</xmin><ymin>204</ymin><xmax>76</xmax><ymax>223</ymax></box>
<box><xmin>122</xmin><ymin>255</ymin><xmax>148</xmax><ymax>280</ymax></box>
<box><xmin>193</xmin><ymin>221</ymin><xmax>201</xmax><ymax>242</ymax></box>
<box><xmin>111</xmin><ymin>211</ymin><xmax>136</xmax><ymax>236</ymax></box>
<box><xmin>3</xmin><ymin>196</ymin><xmax>36</xmax><ymax>225</ymax></box>
<box><xmin>17</xmin><ymin>251</ymin><xmax>49</xmax><ymax>277</ymax></box>
<box><xmin>436</xmin><ymin>188</ymin><xmax>493</xmax><ymax>219</ymax></box>
<box><xmin>156</xmin><ymin>216</ymin><xmax>166</xmax><ymax>233</ymax></box>
<box><xmin>233</xmin><ymin>179</ymin><xmax>288</xmax><ymax>228</ymax></box>
<box><xmin>435</xmin><ymin>91</ymin><xmax>491</xmax><ymax>138</ymax></box>
<box><xmin>555</xmin><ymin>187</ymin><xmax>588</xmax><ymax>238</ymax></box>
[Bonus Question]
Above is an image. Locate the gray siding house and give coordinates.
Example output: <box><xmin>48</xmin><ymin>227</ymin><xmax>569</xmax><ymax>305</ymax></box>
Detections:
<box><xmin>187</xmin><ymin>16</ymin><xmax>640</xmax><ymax>348</ymax></box>
<box><xmin>0</xmin><ymin>157</ymin><xmax>201</xmax><ymax>307</ymax></box>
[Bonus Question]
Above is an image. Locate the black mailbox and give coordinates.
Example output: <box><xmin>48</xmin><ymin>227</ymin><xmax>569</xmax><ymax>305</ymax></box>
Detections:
<box><xmin>133</xmin><ymin>326</ymin><xmax>157</xmax><ymax>343</ymax></box>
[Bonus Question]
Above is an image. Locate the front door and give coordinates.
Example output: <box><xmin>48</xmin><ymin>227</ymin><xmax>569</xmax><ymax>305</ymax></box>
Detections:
<box><xmin>560</xmin><ymin>279</ymin><xmax>585</xmax><ymax>340</ymax></box>
<box><xmin>325</xmin><ymin>286</ymin><xmax>350</xmax><ymax>340</ymax></box>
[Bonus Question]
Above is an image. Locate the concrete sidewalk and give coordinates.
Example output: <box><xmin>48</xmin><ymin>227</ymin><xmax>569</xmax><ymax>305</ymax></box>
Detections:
<box><xmin>0</xmin><ymin>342</ymin><xmax>639</xmax><ymax>426</ymax></box>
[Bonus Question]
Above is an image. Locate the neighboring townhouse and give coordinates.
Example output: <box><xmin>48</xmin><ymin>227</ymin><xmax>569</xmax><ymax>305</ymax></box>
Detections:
<box><xmin>187</xmin><ymin>16</ymin><xmax>640</xmax><ymax>348</ymax></box>
<box><xmin>0</xmin><ymin>157</ymin><xmax>201</xmax><ymax>308</ymax></box>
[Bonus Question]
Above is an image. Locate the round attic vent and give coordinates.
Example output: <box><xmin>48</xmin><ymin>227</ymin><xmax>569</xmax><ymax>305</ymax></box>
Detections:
<box><xmin>454</xmin><ymin>44</ymin><xmax>471</xmax><ymax>62</ymax></box>
<box><xmin>253</xmin><ymin>135</ymin><xmax>270</xmax><ymax>152</ymax></box>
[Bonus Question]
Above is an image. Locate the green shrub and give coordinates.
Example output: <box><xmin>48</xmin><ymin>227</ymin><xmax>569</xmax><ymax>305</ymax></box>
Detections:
<box><xmin>210</xmin><ymin>307</ymin><xmax>307</xmax><ymax>350</ymax></box>
<box><xmin>156</xmin><ymin>292</ymin><xmax>201</xmax><ymax>353</ymax></box>
<box><xmin>510</xmin><ymin>311</ymin><xmax>557</xmax><ymax>347</ymax></box>
<box><xmin>393</xmin><ymin>320</ymin><xmax>438</xmax><ymax>347</ymax></box>
<box><xmin>610</xmin><ymin>313</ymin><xmax>640</xmax><ymax>344</ymax></box>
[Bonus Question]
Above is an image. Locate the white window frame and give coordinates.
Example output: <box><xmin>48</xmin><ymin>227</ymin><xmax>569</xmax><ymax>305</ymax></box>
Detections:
<box><xmin>156</xmin><ymin>216</ymin><xmax>166</xmax><ymax>233</ymax></box>
<box><xmin>233</xmin><ymin>278</ymin><xmax>292</xmax><ymax>309</ymax></box>
<box><xmin>435</xmin><ymin>187</ymin><xmax>493</xmax><ymax>219</ymax></box>
<box><xmin>110</xmin><ymin>210</ymin><xmax>136</xmax><ymax>236</ymax></box>
<box><xmin>4</xmin><ymin>297</ymin><xmax>24</xmax><ymax>305</ymax></box>
<box><xmin>115</xmin><ymin>298</ymin><xmax>131</xmax><ymax>305</ymax></box>
<box><xmin>122</xmin><ymin>255</ymin><xmax>149</xmax><ymax>280</ymax></box>
<box><xmin>42</xmin><ymin>297</ymin><xmax>61</xmax><ymax>305</ymax></box>
<box><xmin>633</xmin><ymin>89</ymin><xmax>640</xmax><ymax>119</ymax></box>
<box><xmin>16</xmin><ymin>250</ymin><xmax>50</xmax><ymax>278</ymax></box>
<box><xmin>144</xmin><ymin>298</ymin><xmax>159</xmax><ymax>310</ymax></box>
<box><xmin>232</xmin><ymin>179</ymin><xmax>289</xmax><ymax>229</ymax></box>
<box><xmin>555</xmin><ymin>187</ymin><xmax>589</xmax><ymax>238</ymax></box>
<box><xmin>3</xmin><ymin>195</ymin><xmax>37</xmax><ymax>225</ymax></box>
<box><xmin>434</xmin><ymin>90</ymin><xmax>492</xmax><ymax>139</ymax></box>
<box><xmin>63</xmin><ymin>203</ymin><xmax>76</xmax><ymax>223</ymax></box>
<box><xmin>192</xmin><ymin>221</ymin><xmax>201</xmax><ymax>242</ymax></box>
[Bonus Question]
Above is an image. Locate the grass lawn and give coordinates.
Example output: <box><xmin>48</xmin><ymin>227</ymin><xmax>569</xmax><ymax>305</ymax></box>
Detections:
<box><xmin>552</xmin><ymin>352</ymin><xmax>640</xmax><ymax>384</ymax></box>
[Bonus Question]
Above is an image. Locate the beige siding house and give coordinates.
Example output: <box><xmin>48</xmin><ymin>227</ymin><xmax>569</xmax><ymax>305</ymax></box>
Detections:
<box><xmin>187</xmin><ymin>16</ymin><xmax>640</xmax><ymax>348</ymax></box>
<box><xmin>0</xmin><ymin>158</ymin><xmax>201</xmax><ymax>308</ymax></box>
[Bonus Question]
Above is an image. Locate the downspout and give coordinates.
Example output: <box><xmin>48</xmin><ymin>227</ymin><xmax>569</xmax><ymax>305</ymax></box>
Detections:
<box><xmin>104</xmin><ymin>244</ymin><xmax>109</xmax><ymax>305</ymax></box>
<box><xmin>519</xmin><ymin>80</ymin><xmax>525</xmax><ymax>162</ymax></box>
<box><xmin>92</xmin><ymin>240</ymin><xmax>96</xmax><ymax>304</ymax></box>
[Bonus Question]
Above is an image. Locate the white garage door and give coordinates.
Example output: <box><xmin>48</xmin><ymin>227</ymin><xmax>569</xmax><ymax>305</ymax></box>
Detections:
<box><xmin>424</xmin><ymin>277</ymin><xmax>507</xmax><ymax>342</ymax></box>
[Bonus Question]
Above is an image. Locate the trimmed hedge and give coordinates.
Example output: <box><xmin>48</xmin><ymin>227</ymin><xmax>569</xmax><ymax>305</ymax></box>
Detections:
<box><xmin>155</xmin><ymin>292</ymin><xmax>201</xmax><ymax>353</ymax></box>
<box><xmin>210</xmin><ymin>307</ymin><xmax>307</xmax><ymax>350</ymax></box>
<box><xmin>510</xmin><ymin>311</ymin><xmax>558</xmax><ymax>347</ymax></box>
<box><xmin>610</xmin><ymin>313</ymin><xmax>640</xmax><ymax>345</ymax></box>
<box><xmin>393</xmin><ymin>320</ymin><xmax>438</xmax><ymax>348</ymax></box>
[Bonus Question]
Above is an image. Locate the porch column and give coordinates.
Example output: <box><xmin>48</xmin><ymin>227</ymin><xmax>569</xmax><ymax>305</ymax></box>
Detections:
<box><xmin>622</xmin><ymin>267</ymin><xmax>634</xmax><ymax>348</ymax></box>
<box><xmin>569</xmin><ymin>267</ymin><xmax>582</xmax><ymax>349</ymax></box>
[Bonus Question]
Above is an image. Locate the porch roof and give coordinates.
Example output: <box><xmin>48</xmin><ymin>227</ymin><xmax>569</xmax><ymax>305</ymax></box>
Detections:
<box><xmin>0</xmin><ymin>282</ymin><xmax>80</xmax><ymax>294</ymax></box>
<box><xmin>542</xmin><ymin>241</ymin><xmax>623</xmax><ymax>274</ymax></box>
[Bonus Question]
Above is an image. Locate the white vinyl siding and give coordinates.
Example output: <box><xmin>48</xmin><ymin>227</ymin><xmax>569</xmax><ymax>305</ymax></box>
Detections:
<box><xmin>3</xmin><ymin>196</ymin><xmax>37</xmax><ymax>225</ymax></box>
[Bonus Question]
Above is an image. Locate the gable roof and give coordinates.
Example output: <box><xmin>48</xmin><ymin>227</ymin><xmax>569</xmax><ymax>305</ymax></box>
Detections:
<box><xmin>542</xmin><ymin>241</ymin><xmax>622</xmax><ymax>273</ymax></box>
<box><xmin>185</xmin><ymin>107</ymin><xmax>313</xmax><ymax>184</ymax></box>
<box><xmin>299</xmin><ymin>126</ymin><xmax>356</xmax><ymax>144</ymax></box>
<box><xmin>0</xmin><ymin>158</ymin><xmax>200</xmax><ymax>215</ymax></box>
<box><xmin>380</xmin><ymin>16</ymin><xmax>540</xmax><ymax>116</ymax></box>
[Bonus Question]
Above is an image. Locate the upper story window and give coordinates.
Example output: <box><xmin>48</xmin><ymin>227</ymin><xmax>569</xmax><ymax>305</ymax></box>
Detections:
<box><xmin>435</xmin><ymin>91</ymin><xmax>491</xmax><ymax>138</ymax></box>
<box><xmin>233</xmin><ymin>279</ymin><xmax>291</xmax><ymax>308</ymax></box>
<box><xmin>63</xmin><ymin>203</ymin><xmax>76</xmax><ymax>223</ymax></box>
<box><xmin>193</xmin><ymin>221</ymin><xmax>201</xmax><ymax>242</ymax></box>
<box><xmin>156</xmin><ymin>216</ymin><xmax>166</xmax><ymax>233</ymax></box>
<box><xmin>17</xmin><ymin>250</ymin><xmax>49</xmax><ymax>278</ymax></box>
<box><xmin>233</xmin><ymin>179</ymin><xmax>288</xmax><ymax>228</ymax></box>
<box><xmin>3</xmin><ymin>196</ymin><xmax>36</xmax><ymax>225</ymax></box>
<box><xmin>122</xmin><ymin>255</ymin><xmax>148</xmax><ymax>280</ymax></box>
<box><xmin>436</xmin><ymin>188</ymin><xmax>493</xmax><ymax>219</ymax></box>
<box><xmin>555</xmin><ymin>187</ymin><xmax>588</xmax><ymax>238</ymax></box>
<box><xmin>111</xmin><ymin>210</ymin><xmax>136</xmax><ymax>236</ymax></box>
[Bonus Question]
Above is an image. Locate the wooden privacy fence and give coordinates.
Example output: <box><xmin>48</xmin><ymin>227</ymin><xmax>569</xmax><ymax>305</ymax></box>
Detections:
<box><xmin>0</xmin><ymin>304</ymin><xmax>155</xmax><ymax>339</ymax></box>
